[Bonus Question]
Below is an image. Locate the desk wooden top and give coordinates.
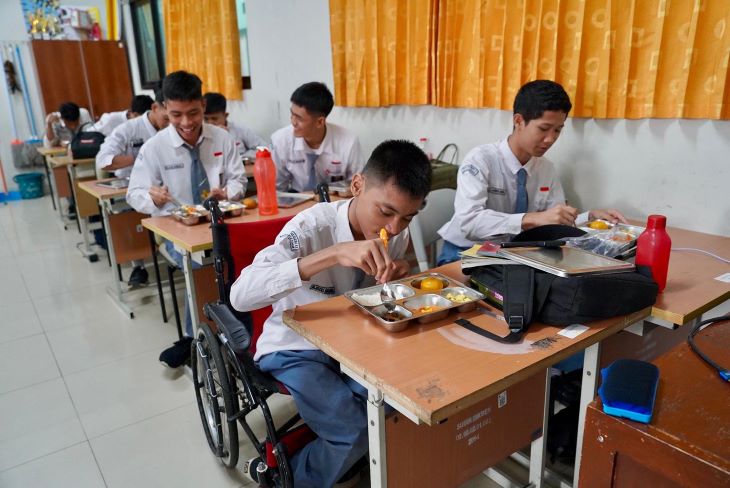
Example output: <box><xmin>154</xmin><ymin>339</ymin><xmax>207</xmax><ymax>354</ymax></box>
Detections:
<box><xmin>590</xmin><ymin>318</ymin><xmax>730</xmax><ymax>473</ymax></box>
<box><xmin>283</xmin><ymin>262</ymin><xmax>650</xmax><ymax>425</ymax></box>
<box><xmin>77</xmin><ymin>178</ymin><xmax>127</xmax><ymax>200</ymax></box>
<box><xmin>37</xmin><ymin>146</ymin><xmax>68</xmax><ymax>157</ymax></box>
<box><xmin>48</xmin><ymin>155</ymin><xmax>95</xmax><ymax>168</ymax></box>
<box><xmin>651</xmin><ymin>225</ymin><xmax>730</xmax><ymax>325</ymax></box>
<box><xmin>142</xmin><ymin>195</ymin><xmax>334</xmax><ymax>253</ymax></box>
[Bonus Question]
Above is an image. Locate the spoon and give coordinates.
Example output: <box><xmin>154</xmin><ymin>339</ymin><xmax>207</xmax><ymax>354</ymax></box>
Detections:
<box><xmin>380</xmin><ymin>282</ymin><xmax>397</xmax><ymax>311</ymax></box>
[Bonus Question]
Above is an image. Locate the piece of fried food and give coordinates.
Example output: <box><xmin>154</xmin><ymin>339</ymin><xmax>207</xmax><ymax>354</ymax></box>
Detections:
<box><xmin>379</xmin><ymin>228</ymin><xmax>389</xmax><ymax>250</ymax></box>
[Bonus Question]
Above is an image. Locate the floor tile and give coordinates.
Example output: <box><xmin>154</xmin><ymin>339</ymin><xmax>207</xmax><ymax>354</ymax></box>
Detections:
<box><xmin>0</xmin><ymin>334</ymin><xmax>60</xmax><ymax>394</ymax></box>
<box><xmin>0</xmin><ymin>299</ymin><xmax>43</xmax><ymax>344</ymax></box>
<box><xmin>32</xmin><ymin>285</ymin><xmax>125</xmax><ymax>332</ymax></box>
<box><xmin>0</xmin><ymin>442</ymin><xmax>105</xmax><ymax>488</ymax></box>
<box><xmin>46</xmin><ymin>309</ymin><xmax>177</xmax><ymax>375</ymax></box>
<box><xmin>0</xmin><ymin>264</ymin><xmax>30</xmax><ymax>307</ymax></box>
<box><xmin>64</xmin><ymin>349</ymin><xmax>194</xmax><ymax>439</ymax></box>
<box><xmin>91</xmin><ymin>403</ymin><xmax>246</xmax><ymax>488</ymax></box>
<box><xmin>0</xmin><ymin>378</ymin><xmax>86</xmax><ymax>471</ymax></box>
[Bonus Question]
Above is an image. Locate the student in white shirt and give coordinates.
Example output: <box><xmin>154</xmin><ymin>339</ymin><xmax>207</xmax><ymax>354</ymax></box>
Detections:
<box><xmin>203</xmin><ymin>92</ymin><xmax>267</xmax><ymax>160</ymax></box>
<box><xmin>43</xmin><ymin>102</ymin><xmax>95</xmax><ymax>148</ymax></box>
<box><xmin>96</xmin><ymin>89</ymin><xmax>168</xmax><ymax>286</ymax></box>
<box><xmin>437</xmin><ymin>80</ymin><xmax>627</xmax><ymax>264</ymax></box>
<box><xmin>127</xmin><ymin>71</ymin><xmax>247</xmax><ymax>367</ymax></box>
<box><xmin>271</xmin><ymin>82</ymin><xmax>362</xmax><ymax>192</ymax></box>
<box><xmin>230</xmin><ymin>140</ymin><xmax>432</xmax><ymax>488</ymax></box>
<box><xmin>95</xmin><ymin>95</ymin><xmax>154</xmax><ymax>136</ymax></box>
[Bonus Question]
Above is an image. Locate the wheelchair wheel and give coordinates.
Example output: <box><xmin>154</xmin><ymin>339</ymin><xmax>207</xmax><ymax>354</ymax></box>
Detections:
<box><xmin>192</xmin><ymin>323</ymin><xmax>240</xmax><ymax>468</ymax></box>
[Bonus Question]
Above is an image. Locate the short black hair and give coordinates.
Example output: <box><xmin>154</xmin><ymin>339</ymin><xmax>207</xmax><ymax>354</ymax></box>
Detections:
<box><xmin>203</xmin><ymin>92</ymin><xmax>227</xmax><ymax>114</ymax></box>
<box><xmin>153</xmin><ymin>87</ymin><xmax>164</xmax><ymax>104</ymax></box>
<box><xmin>59</xmin><ymin>102</ymin><xmax>80</xmax><ymax>122</ymax></box>
<box><xmin>362</xmin><ymin>140</ymin><xmax>432</xmax><ymax>199</ymax></box>
<box><xmin>130</xmin><ymin>95</ymin><xmax>154</xmax><ymax>114</ymax></box>
<box><xmin>162</xmin><ymin>71</ymin><xmax>203</xmax><ymax>102</ymax></box>
<box><xmin>290</xmin><ymin>82</ymin><xmax>334</xmax><ymax>117</ymax></box>
<box><xmin>513</xmin><ymin>80</ymin><xmax>572</xmax><ymax>124</ymax></box>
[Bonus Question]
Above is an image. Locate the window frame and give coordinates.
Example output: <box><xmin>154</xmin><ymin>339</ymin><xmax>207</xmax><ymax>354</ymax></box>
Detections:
<box><xmin>129</xmin><ymin>0</ymin><xmax>166</xmax><ymax>89</ymax></box>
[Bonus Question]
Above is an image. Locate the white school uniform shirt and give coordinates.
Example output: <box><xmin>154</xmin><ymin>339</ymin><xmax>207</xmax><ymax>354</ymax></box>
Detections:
<box><xmin>230</xmin><ymin>199</ymin><xmax>409</xmax><ymax>361</ymax></box>
<box><xmin>227</xmin><ymin>121</ymin><xmax>267</xmax><ymax>160</ymax></box>
<box><xmin>438</xmin><ymin>138</ymin><xmax>569</xmax><ymax>247</ymax></box>
<box><xmin>96</xmin><ymin>110</ymin><xmax>129</xmax><ymax>136</ymax></box>
<box><xmin>43</xmin><ymin>107</ymin><xmax>95</xmax><ymax>148</ymax></box>
<box><xmin>126</xmin><ymin>123</ymin><xmax>247</xmax><ymax>216</ymax></box>
<box><xmin>95</xmin><ymin>111</ymin><xmax>158</xmax><ymax>178</ymax></box>
<box><xmin>270</xmin><ymin>123</ymin><xmax>363</xmax><ymax>192</ymax></box>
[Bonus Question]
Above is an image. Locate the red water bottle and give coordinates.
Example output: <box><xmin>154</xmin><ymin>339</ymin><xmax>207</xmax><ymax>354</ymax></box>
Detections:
<box><xmin>254</xmin><ymin>148</ymin><xmax>278</xmax><ymax>216</ymax></box>
<box><xmin>635</xmin><ymin>215</ymin><xmax>671</xmax><ymax>292</ymax></box>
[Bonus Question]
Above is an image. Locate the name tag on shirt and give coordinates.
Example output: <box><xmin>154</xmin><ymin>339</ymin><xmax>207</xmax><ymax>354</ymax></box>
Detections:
<box><xmin>132</xmin><ymin>139</ymin><xmax>144</xmax><ymax>148</ymax></box>
<box><xmin>488</xmin><ymin>187</ymin><xmax>506</xmax><ymax>195</ymax></box>
<box><xmin>540</xmin><ymin>186</ymin><xmax>550</xmax><ymax>192</ymax></box>
<box><xmin>309</xmin><ymin>284</ymin><xmax>335</xmax><ymax>295</ymax></box>
<box><xmin>290</xmin><ymin>159</ymin><xmax>306</xmax><ymax>164</ymax></box>
<box><xmin>164</xmin><ymin>162</ymin><xmax>184</xmax><ymax>170</ymax></box>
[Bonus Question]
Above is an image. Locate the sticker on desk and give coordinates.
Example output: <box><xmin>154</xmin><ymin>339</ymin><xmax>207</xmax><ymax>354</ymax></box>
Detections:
<box><xmin>455</xmin><ymin>407</ymin><xmax>492</xmax><ymax>446</ymax></box>
<box><xmin>497</xmin><ymin>391</ymin><xmax>507</xmax><ymax>408</ymax></box>
<box><xmin>715</xmin><ymin>272</ymin><xmax>730</xmax><ymax>283</ymax></box>
<box><xmin>558</xmin><ymin>324</ymin><xmax>589</xmax><ymax>339</ymax></box>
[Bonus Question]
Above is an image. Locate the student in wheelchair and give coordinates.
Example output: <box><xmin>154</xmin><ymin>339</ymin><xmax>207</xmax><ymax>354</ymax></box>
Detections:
<box><xmin>228</xmin><ymin>140</ymin><xmax>432</xmax><ymax>487</ymax></box>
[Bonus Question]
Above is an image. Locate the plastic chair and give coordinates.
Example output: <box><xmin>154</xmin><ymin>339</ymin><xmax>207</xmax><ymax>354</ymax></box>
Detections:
<box><xmin>192</xmin><ymin>200</ymin><xmax>313</xmax><ymax>487</ymax></box>
<box><xmin>410</xmin><ymin>188</ymin><xmax>456</xmax><ymax>271</ymax></box>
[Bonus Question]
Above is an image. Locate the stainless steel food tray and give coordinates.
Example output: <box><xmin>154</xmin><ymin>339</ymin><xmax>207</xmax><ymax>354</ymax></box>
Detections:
<box><xmin>344</xmin><ymin>272</ymin><xmax>486</xmax><ymax>332</ymax></box>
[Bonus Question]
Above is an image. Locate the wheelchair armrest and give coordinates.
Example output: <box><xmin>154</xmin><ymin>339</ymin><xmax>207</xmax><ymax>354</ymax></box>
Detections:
<box><xmin>203</xmin><ymin>302</ymin><xmax>251</xmax><ymax>355</ymax></box>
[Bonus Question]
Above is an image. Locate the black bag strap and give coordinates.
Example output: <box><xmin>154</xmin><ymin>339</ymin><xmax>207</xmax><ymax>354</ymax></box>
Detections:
<box><xmin>503</xmin><ymin>265</ymin><xmax>535</xmax><ymax>333</ymax></box>
<box><xmin>434</xmin><ymin>143</ymin><xmax>458</xmax><ymax>165</ymax></box>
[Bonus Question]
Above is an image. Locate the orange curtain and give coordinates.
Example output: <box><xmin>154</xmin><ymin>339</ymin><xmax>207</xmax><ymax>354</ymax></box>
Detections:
<box><xmin>333</xmin><ymin>0</ymin><xmax>730</xmax><ymax>119</ymax></box>
<box><xmin>329</xmin><ymin>0</ymin><xmax>437</xmax><ymax>106</ymax></box>
<box><xmin>162</xmin><ymin>0</ymin><xmax>242</xmax><ymax>100</ymax></box>
<box><xmin>436</xmin><ymin>0</ymin><xmax>730</xmax><ymax>118</ymax></box>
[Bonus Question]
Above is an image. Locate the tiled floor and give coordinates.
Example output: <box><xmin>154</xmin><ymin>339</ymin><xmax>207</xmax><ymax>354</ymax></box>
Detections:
<box><xmin>0</xmin><ymin>196</ymin><xmax>501</xmax><ymax>488</ymax></box>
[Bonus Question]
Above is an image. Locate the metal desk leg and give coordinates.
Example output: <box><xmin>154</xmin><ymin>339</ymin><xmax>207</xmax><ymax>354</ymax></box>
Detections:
<box><xmin>181</xmin><ymin>249</ymin><xmax>199</xmax><ymax>337</ymax></box>
<box><xmin>44</xmin><ymin>157</ymin><xmax>56</xmax><ymax>210</ymax></box>
<box><xmin>148</xmin><ymin>231</ymin><xmax>168</xmax><ymax>323</ymax></box>
<box><xmin>573</xmin><ymin>342</ymin><xmax>600</xmax><ymax>486</ymax></box>
<box><xmin>68</xmin><ymin>164</ymin><xmax>98</xmax><ymax>261</ymax></box>
<box><xmin>101</xmin><ymin>200</ymin><xmax>133</xmax><ymax>318</ymax></box>
<box><xmin>529</xmin><ymin>368</ymin><xmax>552</xmax><ymax>487</ymax></box>
<box><xmin>367</xmin><ymin>388</ymin><xmax>388</xmax><ymax>488</ymax></box>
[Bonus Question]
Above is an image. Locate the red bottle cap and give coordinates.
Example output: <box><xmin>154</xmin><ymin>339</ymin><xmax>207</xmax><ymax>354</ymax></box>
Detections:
<box><xmin>256</xmin><ymin>147</ymin><xmax>271</xmax><ymax>158</ymax></box>
<box><xmin>646</xmin><ymin>214</ymin><xmax>667</xmax><ymax>230</ymax></box>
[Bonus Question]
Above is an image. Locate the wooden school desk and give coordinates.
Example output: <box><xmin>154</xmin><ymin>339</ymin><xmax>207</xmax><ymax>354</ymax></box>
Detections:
<box><xmin>141</xmin><ymin>196</ymin><xmax>337</xmax><ymax>334</ymax></box>
<box><xmin>282</xmin><ymin>262</ymin><xmax>652</xmax><ymax>487</ymax></box>
<box><xmin>47</xmin><ymin>154</ymin><xmax>98</xmax><ymax>260</ymax></box>
<box><xmin>78</xmin><ymin>179</ymin><xmax>152</xmax><ymax>318</ymax></box>
<box><xmin>37</xmin><ymin>146</ymin><xmax>68</xmax><ymax>211</ymax></box>
<box><xmin>579</xmin><ymin>320</ymin><xmax>730</xmax><ymax>487</ymax></box>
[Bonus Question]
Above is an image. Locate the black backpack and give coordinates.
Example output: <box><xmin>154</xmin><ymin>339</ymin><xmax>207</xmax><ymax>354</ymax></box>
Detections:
<box><xmin>70</xmin><ymin>123</ymin><xmax>105</xmax><ymax>159</ymax></box>
<box><xmin>464</xmin><ymin>225</ymin><xmax>659</xmax><ymax>342</ymax></box>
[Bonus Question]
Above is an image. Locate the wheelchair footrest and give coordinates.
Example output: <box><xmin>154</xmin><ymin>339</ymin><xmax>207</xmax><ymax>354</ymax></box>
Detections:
<box><xmin>265</xmin><ymin>424</ymin><xmax>316</xmax><ymax>468</ymax></box>
<box><xmin>203</xmin><ymin>302</ymin><xmax>251</xmax><ymax>355</ymax></box>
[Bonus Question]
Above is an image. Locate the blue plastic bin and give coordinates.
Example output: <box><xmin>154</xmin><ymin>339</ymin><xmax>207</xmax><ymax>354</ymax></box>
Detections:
<box><xmin>13</xmin><ymin>172</ymin><xmax>45</xmax><ymax>199</ymax></box>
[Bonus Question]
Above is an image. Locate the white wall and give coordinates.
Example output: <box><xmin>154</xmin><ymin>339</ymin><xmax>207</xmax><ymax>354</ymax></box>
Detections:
<box><xmin>224</xmin><ymin>0</ymin><xmax>729</xmax><ymax>237</ymax></box>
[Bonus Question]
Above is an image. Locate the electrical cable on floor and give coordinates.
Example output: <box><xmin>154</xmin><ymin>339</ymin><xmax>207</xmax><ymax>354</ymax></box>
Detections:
<box><xmin>671</xmin><ymin>247</ymin><xmax>730</xmax><ymax>264</ymax></box>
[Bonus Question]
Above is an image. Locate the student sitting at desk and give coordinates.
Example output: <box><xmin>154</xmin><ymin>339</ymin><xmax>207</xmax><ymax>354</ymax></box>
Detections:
<box><xmin>203</xmin><ymin>91</ymin><xmax>267</xmax><ymax>160</ymax></box>
<box><xmin>126</xmin><ymin>70</ymin><xmax>247</xmax><ymax>368</ymax></box>
<box><xmin>271</xmin><ymin>81</ymin><xmax>362</xmax><ymax>192</ymax></box>
<box><xmin>95</xmin><ymin>94</ymin><xmax>154</xmax><ymax>136</ymax></box>
<box><xmin>43</xmin><ymin>102</ymin><xmax>95</xmax><ymax>148</ymax></box>
<box><xmin>437</xmin><ymin>80</ymin><xmax>627</xmax><ymax>265</ymax></box>
<box><xmin>230</xmin><ymin>140</ymin><xmax>432</xmax><ymax>487</ymax></box>
<box><xmin>96</xmin><ymin>89</ymin><xmax>169</xmax><ymax>286</ymax></box>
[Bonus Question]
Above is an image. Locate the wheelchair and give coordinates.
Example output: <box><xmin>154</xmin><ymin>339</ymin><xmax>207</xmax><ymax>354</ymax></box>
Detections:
<box><xmin>190</xmin><ymin>197</ymin><xmax>323</xmax><ymax>487</ymax></box>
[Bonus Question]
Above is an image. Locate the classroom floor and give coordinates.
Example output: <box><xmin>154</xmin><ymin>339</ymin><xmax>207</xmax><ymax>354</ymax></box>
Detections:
<box><xmin>0</xmin><ymin>195</ymin><xmax>502</xmax><ymax>488</ymax></box>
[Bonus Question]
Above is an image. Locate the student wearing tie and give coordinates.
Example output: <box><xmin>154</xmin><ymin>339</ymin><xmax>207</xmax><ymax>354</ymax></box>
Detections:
<box><xmin>126</xmin><ymin>70</ymin><xmax>247</xmax><ymax>368</ymax></box>
<box><xmin>437</xmin><ymin>80</ymin><xmax>626</xmax><ymax>265</ymax></box>
<box><xmin>271</xmin><ymin>82</ymin><xmax>362</xmax><ymax>192</ymax></box>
